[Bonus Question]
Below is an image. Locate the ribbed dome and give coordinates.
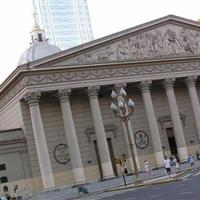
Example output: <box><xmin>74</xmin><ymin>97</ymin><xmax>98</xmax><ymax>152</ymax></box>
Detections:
<box><xmin>18</xmin><ymin>42</ymin><xmax>61</xmax><ymax>65</ymax></box>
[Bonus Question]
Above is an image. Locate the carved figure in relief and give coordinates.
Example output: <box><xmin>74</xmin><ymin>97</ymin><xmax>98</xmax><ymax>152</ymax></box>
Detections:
<box><xmin>116</xmin><ymin>40</ymin><xmax>130</xmax><ymax>60</ymax></box>
<box><xmin>77</xmin><ymin>52</ymin><xmax>93</xmax><ymax>64</ymax></box>
<box><xmin>136</xmin><ymin>33</ymin><xmax>149</xmax><ymax>58</ymax></box>
<box><xmin>150</xmin><ymin>31</ymin><xmax>164</xmax><ymax>57</ymax></box>
<box><xmin>194</xmin><ymin>32</ymin><xmax>200</xmax><ymax>54</ymax></box>
<box><xmin>179</xmin><ymin>29</ymin><xmax>198</xmax><ymax>55</ymax></box>
<box><xmin>96</xmin><ymin>46</ymin><xmax>114</xmax><ymax>62</ymax></box>
<box><xmin>163</xmin><ymin>29</ymin><xmax>182</xmax><ymax>55</ymax></box>
<box><xmin>128</xmin><ymin>37</ymin><xmax>138</xmax><ymax>58</ymax></box>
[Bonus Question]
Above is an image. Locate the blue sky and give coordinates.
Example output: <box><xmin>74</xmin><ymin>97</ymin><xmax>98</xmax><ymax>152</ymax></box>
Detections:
<box><xmin>0</xmin><ymin>0</ymin><xmax>200</xmax><ymax>83</ymax></box>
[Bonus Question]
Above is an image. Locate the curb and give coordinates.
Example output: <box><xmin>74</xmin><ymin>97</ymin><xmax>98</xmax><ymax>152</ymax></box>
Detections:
<box><xmin>103</xmin><ymin>177</ymin><xmax>182</xmax><ymax>193</ymax></box>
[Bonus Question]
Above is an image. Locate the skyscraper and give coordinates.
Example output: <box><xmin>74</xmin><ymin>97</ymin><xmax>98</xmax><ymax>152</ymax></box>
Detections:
<box><xmin>32</xmin><ymin>0</ymin><xmax>94</xmax><ymax>50</ymax></box>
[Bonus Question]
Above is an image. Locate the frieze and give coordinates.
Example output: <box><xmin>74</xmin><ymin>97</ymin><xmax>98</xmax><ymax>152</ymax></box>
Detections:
<box><xmin>2</xmin><ymin>61</ymin><xmax>200</xmax><ymax>108</ymax></box>
<box><xmin>26</xmin><ymin>62</ymin><xmax>200</xmax><ymax>86</ymax></box>
<box><xmin>0</xmin><ymin>77</ymin><xmax>28</xmax><ymax>108</ymax></box>
<box><xmin>65</xmin><ymin>24</ymin><xmax>200</xmax><ymax>65</ymax></box>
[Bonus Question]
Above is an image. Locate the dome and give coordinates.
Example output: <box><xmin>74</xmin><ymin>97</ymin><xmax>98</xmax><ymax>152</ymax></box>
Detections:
<box><xmin>18</xmin><ymin>17</ymin><xmax>61</xmax><ymax>66</ymax></box>
<box><xmin>18</xmin><ymin>42</ymin><xmax>61</xmax><ymax>65</ymax></box>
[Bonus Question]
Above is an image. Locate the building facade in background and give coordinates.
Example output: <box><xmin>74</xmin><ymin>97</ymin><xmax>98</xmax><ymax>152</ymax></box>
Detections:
<box><xmin>1</xmin><ymin>15</ymin><xmax>200</xmax><ymax>198</ymax></box>
<box><xmin>32</xmin><ymin>0</ymin><xmax>94</xmax><ymax>50</ymax></box>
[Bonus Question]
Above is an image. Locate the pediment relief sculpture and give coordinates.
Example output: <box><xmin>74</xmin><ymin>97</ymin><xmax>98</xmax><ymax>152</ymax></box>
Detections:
<box><xmin>66</xmin><ymin>24</ymin><xmax>200</xmax><ymax>65</ymax></box>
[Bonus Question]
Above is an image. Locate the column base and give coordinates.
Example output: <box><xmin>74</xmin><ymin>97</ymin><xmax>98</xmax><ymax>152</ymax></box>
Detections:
<box><xmin>73</xmin><ymin>167</ymin><xmax>86</xmax><ymax>184</ymax></box>
<box><xmin>177</xmin><ymin>146</ymin><xmax>188</xmax><ymax>161</ymax></box>
<box><xmin>101</xmin><ymin>162</ymin><xmax>115</xmax><ymax>179</ymax></box>
<box><xmin>154</xmin><ymin>151</ymin><xmax>164</xmax><ymax>167</ymax></box>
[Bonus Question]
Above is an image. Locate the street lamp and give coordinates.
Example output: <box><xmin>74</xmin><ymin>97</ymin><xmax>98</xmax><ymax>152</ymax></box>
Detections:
<box><xmin>110</xmin><ymin>87</ymin><xmax>141</xmax><ymax>184</ymax></box>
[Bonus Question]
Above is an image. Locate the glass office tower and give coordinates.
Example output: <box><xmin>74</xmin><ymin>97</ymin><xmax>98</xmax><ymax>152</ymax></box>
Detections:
<box><xmin>32</xmin><ymin>0</ymin><xmax>94</xmax><ymax>50</ymax></box>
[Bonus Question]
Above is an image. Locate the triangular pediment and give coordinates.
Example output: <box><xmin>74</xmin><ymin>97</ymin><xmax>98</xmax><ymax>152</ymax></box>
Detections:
<box><xmin>30</xmin><ymin>15</ymin><xmax>200</xmax><ymax>68</ymax></box>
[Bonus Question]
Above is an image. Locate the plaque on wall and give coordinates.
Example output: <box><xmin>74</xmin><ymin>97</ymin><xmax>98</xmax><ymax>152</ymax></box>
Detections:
<box><xmin>54</xmin><ymin>144</ymin><xmax>70</xmax><ymax>164</ymax></box>
<box><xmin>134</xmin><ymin>130</ymin><xmax>149</xmax><ymax>149</ymax></box>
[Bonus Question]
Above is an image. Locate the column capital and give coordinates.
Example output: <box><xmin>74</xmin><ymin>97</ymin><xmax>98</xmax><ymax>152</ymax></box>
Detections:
<box><xmin>185</xmin><ymin>76</ymin><xmax>197</xmax><ymax>88</ymax></box>
<box><xmin>24</xmin><ymin>91</ymin><xmax>41</xmax><ymax>106</ymax></box>
<box><xmin>57</xmin><ymin>89</ymin><xmax>71</xmax><ymax>103</ymax></box>
<box><xmin>87</xmin><ymin>86</ymin><xmax>100</xmax><ymax>99</ymax></box>
<box><xmin>139</xmin><ymin>80</ymin><xmax>152</xmax><ymax>93</ymax></box>
<box><xmin>163</xmin><ymin>78</ymin><xmax>175</xmax><ymax>90</ymax></box>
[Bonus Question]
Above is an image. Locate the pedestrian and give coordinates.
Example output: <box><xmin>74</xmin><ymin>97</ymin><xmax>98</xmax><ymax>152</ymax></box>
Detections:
<box><xmin>173</xmin><ymin>156</ymin><xmax>180</xmax><ymax>173</ymax></box>
<box><xmin>144</xmin><ymin>160</ymin><xmax>151</xmax><ymax>175</ymax></box>
<box><xmin>2</xmin><ymin>186</ymin><xmax>10</xmax><ymax>200</ymax></box>
<box><xmin>188</xmin><ymin>154</ymin><xmax>196</xmax><ymax>171</ymax></box>
<box><xmin>196</xmin><ymin>150</ymin><xmax>200</xmax><ymax>160</ymax></box>
<box><xmin>164</xmin><ymin>156</ymin><xmax>171</xmax><ymax>177</ymax></box>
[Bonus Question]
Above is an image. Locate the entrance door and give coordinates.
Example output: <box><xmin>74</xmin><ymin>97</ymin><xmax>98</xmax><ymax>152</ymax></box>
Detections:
<box><xmin>94</xmin><ymin>138</ymin><xmax>117</xmax><ymax>179</ymax></box>
<box><xmin>166</xmin><ymin>127</ymin><xmax>178</xmax><ymax>156</ymax></box>
<box><xmin>93</xmin><ymin>140</ymin><xmax>103</xmax><ymax>179</ymax></box>
<box><xmin>107</xmin><ymin>138</ymin><xmax>118</xmax><ymax>176</ymax></box>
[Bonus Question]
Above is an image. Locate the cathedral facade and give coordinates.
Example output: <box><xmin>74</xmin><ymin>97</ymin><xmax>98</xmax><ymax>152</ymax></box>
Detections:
<box><xmin>1</xmin><ymin>15</ymin><xmax>200</xmax><ymax>196</ymax></box>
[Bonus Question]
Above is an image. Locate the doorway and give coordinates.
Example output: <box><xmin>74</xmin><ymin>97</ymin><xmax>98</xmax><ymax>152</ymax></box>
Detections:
<box><xmin>166</xmin><ymin>127</ymin><xmax>178</xmax><ymax>156</ymax></box>
<box><xmin>93</xmin><ymin>138</ymin><xmax>117</xmax><ymax>179</ymax></box>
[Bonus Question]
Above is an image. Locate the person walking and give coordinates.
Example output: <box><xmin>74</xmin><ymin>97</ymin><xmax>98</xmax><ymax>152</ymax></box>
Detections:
<box><xmin>196</xmin><ymin>150</ymin><xmax>200</xmax><ymax>160</ymax></box>
<box><xmin>144</xmin><ymin>160</ymin><xmax>151</xmax><ymax>175</ymax></box>
<box><xmin>164</xmin><ymin>156</ymin><xmax>171</xmax><ymax>177</ymax></box>
<box><xmin>173</xmin><ymin>156</ymin><xmax>180</xmax><ymax>173</ymax></box>
<box><xmin>188</xmin><ymin>154</ymin><xmax>196</xmax><ymax>171</ymax></box>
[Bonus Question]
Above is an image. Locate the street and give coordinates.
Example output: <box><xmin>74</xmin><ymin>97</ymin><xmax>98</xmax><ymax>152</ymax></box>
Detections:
<box><xmin>76</xmin><ymin>169</ymin><xmax>200</xmax><ymax>200</ymax></box>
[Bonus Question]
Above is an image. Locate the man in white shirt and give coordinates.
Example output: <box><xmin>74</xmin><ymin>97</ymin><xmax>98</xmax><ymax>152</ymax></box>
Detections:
<box><xmin>164</xmin><ymin>156</ymin><xmax>171</xmax><ymax>176</ymax></box>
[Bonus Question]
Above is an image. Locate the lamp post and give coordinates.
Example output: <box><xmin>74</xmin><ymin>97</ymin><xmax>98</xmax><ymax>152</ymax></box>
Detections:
<box><xmin>110</xmin><ymin>87</ymin><xmax>141</xmax><ymax>184</ymax></box>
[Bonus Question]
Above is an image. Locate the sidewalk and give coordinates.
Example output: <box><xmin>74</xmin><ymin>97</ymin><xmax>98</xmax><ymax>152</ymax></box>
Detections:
<box><xmin>26</xmin><ymin>161</ymin><xmax>200</xmax><ymax>200</ymax></box>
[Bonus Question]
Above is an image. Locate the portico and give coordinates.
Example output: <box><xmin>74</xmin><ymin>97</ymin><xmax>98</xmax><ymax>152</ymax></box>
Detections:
<box><xmin>1</xmin><ymin>15</ymin><xmax>200</xmax><ymax>195</ymax></box>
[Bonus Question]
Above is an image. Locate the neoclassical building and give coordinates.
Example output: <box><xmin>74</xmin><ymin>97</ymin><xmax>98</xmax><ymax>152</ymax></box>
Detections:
<box><xmin>1</xmin><ymin>15</ymin><xmax>200</xmax><ymax>196</ymax></box>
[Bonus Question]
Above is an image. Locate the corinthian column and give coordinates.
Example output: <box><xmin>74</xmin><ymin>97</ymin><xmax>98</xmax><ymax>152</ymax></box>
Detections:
<box><xmin>24</xmin><ymin>91</ymin><xmax>55</xmax><ymax>189</ymax></box>
<box><xmin>87</xmin><ymin>86</ymin><xmax>114</xmax><ymax>179</ymax></box>
<box><xmin>58</xmin><ymin>89</ymin><xmax>85</xmax><ymax>184</ymax></box>
<box><xmin>164</xmin><ymin>78</ymin><xmax>188</xmax><ymax>161</ymax></box>
<box><xmin>139</xmin><ymin>80</ymin><xmax>164</xmax><ymax>166</ymax></box>
<box><xmin>186</xmin><ymin>76</ymin><xmax>200</xmax><ymax>142</ymax></box>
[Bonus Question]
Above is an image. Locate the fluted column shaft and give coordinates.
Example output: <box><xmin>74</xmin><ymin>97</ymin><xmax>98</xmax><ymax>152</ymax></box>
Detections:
<box><xmin>24</xmin><ymin>92</ymin><xmax>55</xmax><ymax>189</ymax></box>
<box><xmin>139</xmin><ymin>81</ymin><xmax>164</xmax><ymax>166</ymax></box>
<box><xmin>58</xmin><ymin>89</ymin><xmax>85</xmax><ymax>184</ymax></box>
<box><xmin>164</xmin><ymin>78</ymin><xmax>188</xmax><ymax>161</ymax></box>
<box><xmin>186</xmin><ymin>76</ymin><xmax>200</xmax><ymax>142</ymax></box>
<box><xmin>87</xmin><ymin>86</ymin><xmax>114</xmax><ymax>179</ymax></box>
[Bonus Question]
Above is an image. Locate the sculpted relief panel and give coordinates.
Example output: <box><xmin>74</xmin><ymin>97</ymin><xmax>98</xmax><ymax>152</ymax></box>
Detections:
<box><xmin>66</xmin><ymin>24</ymin><xmax>200</xmax><ymax>65</ymax></box>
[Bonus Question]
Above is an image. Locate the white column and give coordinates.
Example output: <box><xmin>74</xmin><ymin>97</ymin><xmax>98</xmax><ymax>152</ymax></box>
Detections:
<box><xmin>139</xmin><ymin>81</ymin><xmax>164</xmax><ymax>166</ymax></box>
<box><xmin>58</xmin><ymin>89</ymin><xmax>86</xmax><ymax>184</ymax></box>
<box><xmin>24</xmin><ymin>92</ymin><xmax>55</xmax><ymax>189</ymax></box>
<box><xmin>186</xmin><ymin>76</ymin><xmax>200</xmax><ymax>142</ymax></box>
<box><xmin>87</xmin><ymin>86</ymin><xmax>114</xmax><ymax>179</ymax></box>
<box><xmin>164</xmin><ymin>78</ymin><xmax>188</xmax><ymax>161</ymax></box>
